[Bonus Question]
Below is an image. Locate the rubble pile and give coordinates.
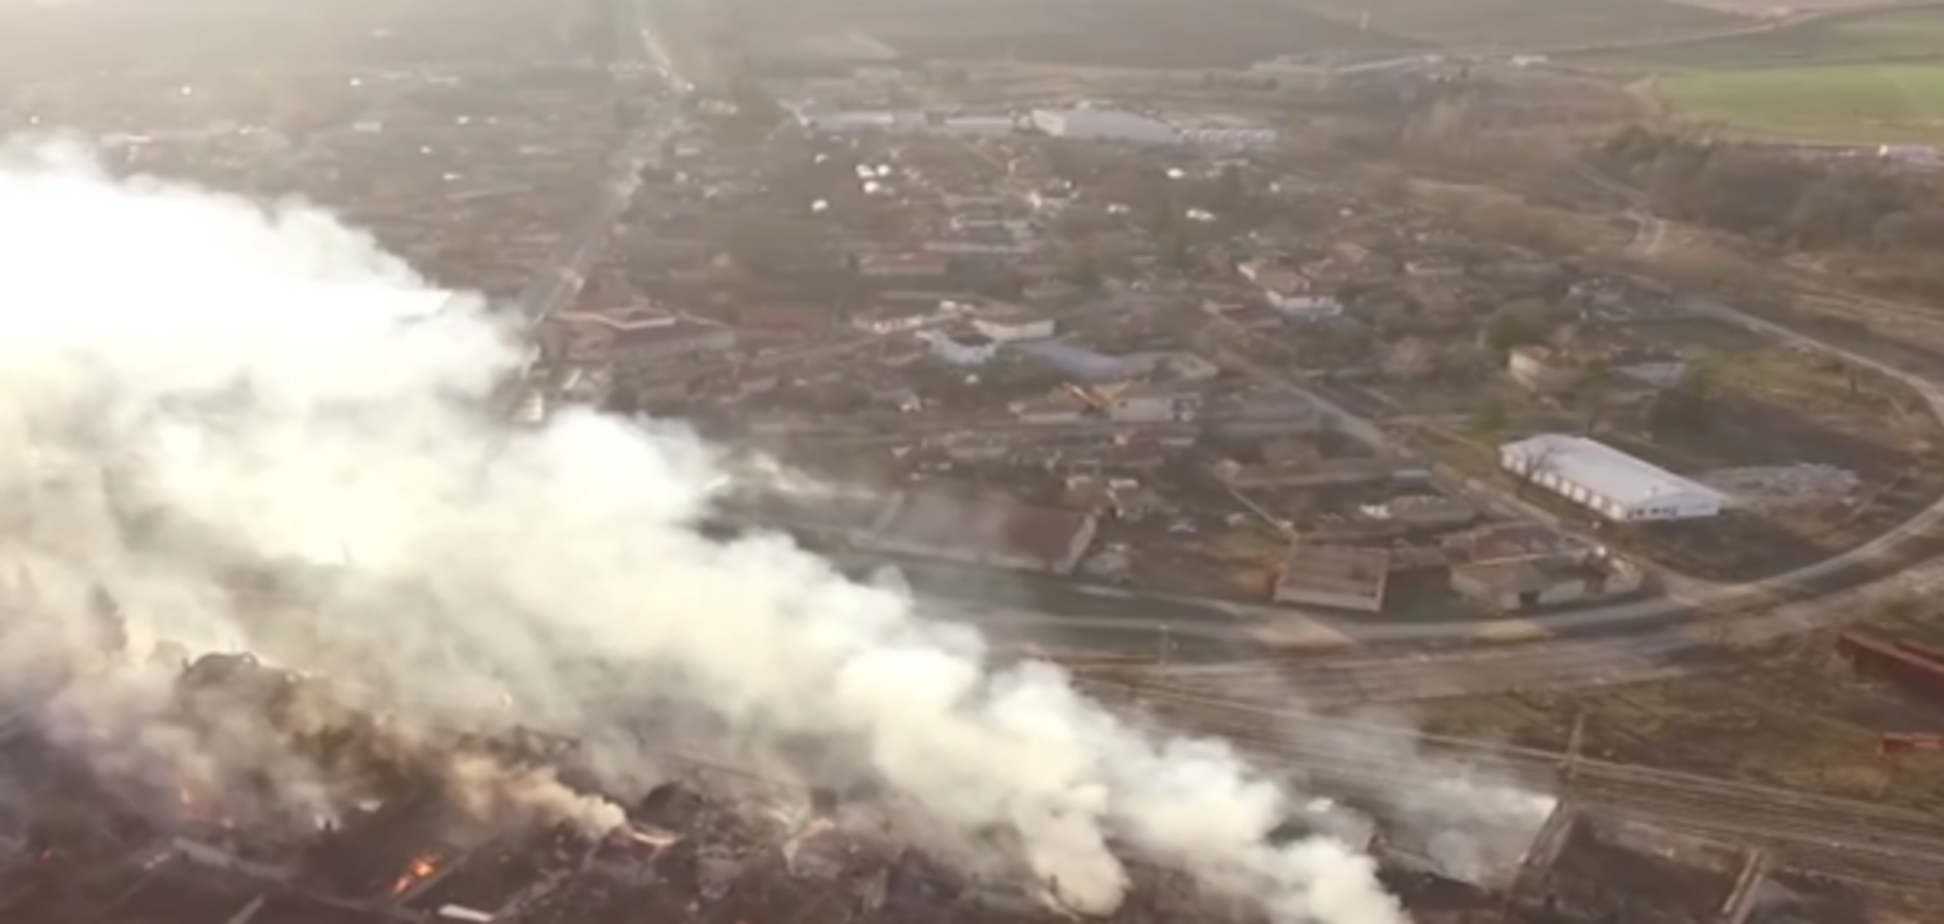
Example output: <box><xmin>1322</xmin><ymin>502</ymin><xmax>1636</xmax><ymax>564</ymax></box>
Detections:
<box><xmin>0</xmin><ymin>651</ymin><xmax>1513</xmax><ymax>924</ymax></box>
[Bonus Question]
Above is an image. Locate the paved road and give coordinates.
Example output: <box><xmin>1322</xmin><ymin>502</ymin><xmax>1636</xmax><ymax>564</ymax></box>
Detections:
<box><xmin>507</xmin><ymin>0</ymin><xmax>679</xmax><ymax>397</ymax></box>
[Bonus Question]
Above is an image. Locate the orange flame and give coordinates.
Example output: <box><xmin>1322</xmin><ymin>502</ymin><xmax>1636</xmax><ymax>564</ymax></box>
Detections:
<box><xmin>389</xmin><ymin>855</ymin><xmax>439</xmax><ymax>896</ymax></box>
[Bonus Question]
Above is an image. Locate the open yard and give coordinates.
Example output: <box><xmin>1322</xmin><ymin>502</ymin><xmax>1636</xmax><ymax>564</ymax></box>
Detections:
<box><xmin>1415</xmin><ymin>605</ymin><xmax>1944</xmax><ymax>812</ymax></box>
<box><xmin>1418</xmin><ymin>314</ymin><xmax>1944</xmax><ymax>583</ymax></box>
<box><xmin>1599</xmin><ymin>332</ymin><xmax>1943</xmax><ymax>580</ymax></box>
<box><xmin>1651</xmin><ymin>62</ymin><xmax>1944</xmax><ymax>144</ymax></box>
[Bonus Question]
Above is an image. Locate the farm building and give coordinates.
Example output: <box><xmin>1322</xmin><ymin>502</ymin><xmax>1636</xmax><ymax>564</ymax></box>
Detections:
<box><xmin>1499</xmin><ymin>434</ymin><xmax>1725</xmax><ymax>523</ymax></box>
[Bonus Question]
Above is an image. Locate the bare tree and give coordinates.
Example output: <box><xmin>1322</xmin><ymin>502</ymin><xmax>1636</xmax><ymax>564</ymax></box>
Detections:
<box><xmin>1380</xmin><ymin>337</ymin><xmax>1436</xmax><ymax>382</ymax></box>
<box><xmin>1507</xmin><ymin>443</ymin><xmax>1558</xmax><ymax>498</ymax></box>
<box><xmin>1570</xmin><ymin>356</ymin><xmax>1613</xmax><ymax>436</ymax></box>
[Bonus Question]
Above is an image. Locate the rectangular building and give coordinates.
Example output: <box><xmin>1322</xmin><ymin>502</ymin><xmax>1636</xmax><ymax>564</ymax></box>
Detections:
<box><xmin>1030</xmin><ymin>108</ymin><xmax>1177</xmax><ymax>145</ymax></box>
<box><xmin>1499</xmin><ymin>434</ymin><xmax>1725</xmax><ymax>522</ymax></box>
<box><xmin>1273</xmin><ymin>544</ymin><xmax>1390</xmax><ymax>613</ymax></box>
<box><xmin>864</xmin><ymin>483</ymin><xmax>1098</xmax><ymax>574</ymax></box>
<box><xmin>972</xmin><ymin>304</ymin><xmax>1057</xmax><ymax>343</ymax></box>
<box><xmin>856</xmin><ymin>252</ymin><xmax>951</xmax><ymax>279</ymax></box>
<box><xmin>551</xmin><ymin>307</ymin><xmax>736</xmax><ymax>380</ymax></box>
<box><xmin>1506</xmin><ymin>346</ymin><xmax>1582</xmax><ymax>395</ymax></box>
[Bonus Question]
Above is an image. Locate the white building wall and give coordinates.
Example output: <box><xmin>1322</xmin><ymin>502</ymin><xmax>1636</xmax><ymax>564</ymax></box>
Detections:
<box><xmin>1271</xmin><ymin>584</ymin><xmax>1385</xmax><ymax>613</ymax></box>
<box><xmin>1031</xmin><ymin>109</ymin><xmax>1177</xmax><ymax>145</ymax></box>
<box><xmin>1110</xmin><ymin>395</ymin><xmax>1196</xmax><ymax>423</ymax></box>
<box><xmin>937</xmin><ymin>117</ymin><xmax>1018</xmax><ymax>138</ymax></box>
<box><xmin>1266</xmin><ymin>291</ymin><xmax>1344</xmax><ymax>319</ymax></box>
<box><xmin>1015</xmin><ymin>408</ymin><xmax>1086</xmax><ymax>425</ymax></box>
<box><xmin>973</xmin><ymin>318</ymin><xmax>1057</xmax><ymax>343</ymax></box>
<box><xmin>919</xmin><ymin>331</ymin><xmax>996</xmax><ymax>366</ymax></box>
<box><xmin>854</xmin><ymin>313</ymin><xmax>935</xmax><ymax>335</ymax></box>
<box><xmin>1500</xmin><ymin>437</ymin><xmax>1724</xmax><ymax>522</ymax></box>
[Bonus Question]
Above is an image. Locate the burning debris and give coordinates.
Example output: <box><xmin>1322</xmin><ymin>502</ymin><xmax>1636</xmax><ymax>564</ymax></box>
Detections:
<box><xmin>0</xmin><ymin>140</ymin><xmax>1589</xmax><ymax>924</ymax></box>
<box><xmin>0</xmin><ymin>647</ymin><xmax>1516</xmax><ymax>924</ymax></box>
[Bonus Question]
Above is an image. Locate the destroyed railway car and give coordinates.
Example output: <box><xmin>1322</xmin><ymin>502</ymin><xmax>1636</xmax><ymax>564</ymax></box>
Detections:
<box><xmin>1835</xmin><ymin>632</ymin><xmax>1944</xmax><ymax>706</ymax></box>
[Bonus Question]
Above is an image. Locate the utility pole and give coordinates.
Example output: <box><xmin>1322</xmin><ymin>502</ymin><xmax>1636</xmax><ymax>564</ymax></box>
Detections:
<box><xmin>1562</xmin><ymin>708</ymin><xmax>1587</xmax><ymax>786</ymax></box>
<box><xmin>1135</xmin><ymin>623</ymin><xmax>1175</xmax><ymax>709</ymax></box>
<box><xmin>1501</xmin><ymin>709</ymin><xmax>1588</xmax><ymax>921</ymax></box>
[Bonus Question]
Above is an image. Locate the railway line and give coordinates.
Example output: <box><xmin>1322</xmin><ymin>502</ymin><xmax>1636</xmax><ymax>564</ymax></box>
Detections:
<box><xmin>1069</xmin><ymin>677</ymin><xmax>1944</xmax><ymax>896</ymax></box>
<box><xmin>1016</xmin><ymin>540</ymin><xmax>1944</xmax><ymax>711</ymax></box>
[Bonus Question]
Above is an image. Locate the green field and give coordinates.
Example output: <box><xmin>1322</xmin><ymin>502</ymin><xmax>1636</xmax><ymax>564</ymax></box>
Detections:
<box><xmin>1287</xmin><ymin>0</ymin><xmax>1740</xmax><ymax>48</ymax></box>
<box><xmin>1571</xmin><ymin>6</ymin><xmax>1944</xmax><ymax>144</ymax></box>
<box><xmin>1580</xmin><ymin>6</ymin><xmax>1944</xmax><ymax>68</ymax></box>
<box><xmin>1653</xmin><ymin>62</ymin><xmax>1944</xmax><ymax>143</ymax></box>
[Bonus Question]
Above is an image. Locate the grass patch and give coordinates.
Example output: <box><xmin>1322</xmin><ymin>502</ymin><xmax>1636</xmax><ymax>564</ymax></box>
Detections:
<box><xmin>1581</xmin><ymin>6</ymin><xmax>1944</xmax><ymax>69</ymax></box>
<box><xmin>1284</xmin><ymin>0</ymin><xmax>1737</xmax><ymax>48</ymax></box>
<box><xmin>1653</xmin><ymin>62</ymin><xmax>1944</xmax><ymax>143</ymax></box>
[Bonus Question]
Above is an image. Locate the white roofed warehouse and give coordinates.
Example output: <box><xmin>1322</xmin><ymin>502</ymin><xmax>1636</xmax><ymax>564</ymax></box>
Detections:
<box><xmin>1499</xmin><ymin>434</ymin><xmax>1725</xmax><ymax>523</ymax></box>
<box><xmin>1030</xmin><ymin>108</ymin><xmax>1177</xmax><ymax>145</ymax></box>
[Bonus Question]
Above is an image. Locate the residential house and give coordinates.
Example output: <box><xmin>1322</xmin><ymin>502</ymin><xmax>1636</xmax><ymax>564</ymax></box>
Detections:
<box><xmin>1404</xmin><ymin>257</ymin><xmax>1465</xmax><ymax>279</ymax></box>
<box><xmin>1450</xmin><ymin>556</ymin><xmax>1590</xmax><ymax>611</ymax></box>
<box><xmin>852</xmin><ymin>302</ymin><xmax>943</xmax><ymax>335</ymax></box>
<box><xmin>550</xmin><ymin>307</ymin><xmax>736</xmax><ymax>381</ymax></box>
<box><xmin>855</xmin><ymin>251</ymin><xmax>951</xmax><ymax>280</ymax></box>
<box><xmin>1507</xmin><ymin>346</ymin><xmax>1583</xmax><ymax>395</ymax></box>
<box><xmin>972</xmin><ymin>304</ymin><xmax>1058</xmax><ymax>343</ymax></box>
<box><xmin>1240</xmin><ymin>258</ymin><xmax>1342</xmax><ymax>320</ymax></box>
<box><xmin>1010</xmin><ymin>390</ymin><xmax>1092</xmax><ymax>424</ymax></box>
<box><xmin>1093</xmin><ymin>382</ymin><xmax>1202</xmax><ymax>423</ymax></box>
<box><xmin>919</xmin><ymin>328</ymin><xmax>997</xmax><ymax>366</ymax></box>
<box><xmin>1358</xmin><ymin>495</ymin><xmax>1477</xmax><ymax>530</ymax></box>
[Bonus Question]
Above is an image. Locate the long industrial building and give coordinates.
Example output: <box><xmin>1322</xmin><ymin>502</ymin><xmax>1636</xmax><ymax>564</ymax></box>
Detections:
<box><xmin>1499</xmin><ymin>434</ymin><xmax>1725</xmax><ymax>523</ymax></box>
<box><xmin>1029</xmin><ymin>108</ymin><xmax>1177</xmax><ymax>145</ymax></box>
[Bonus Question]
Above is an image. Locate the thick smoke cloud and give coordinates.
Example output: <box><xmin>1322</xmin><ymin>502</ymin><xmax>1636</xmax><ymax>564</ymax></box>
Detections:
<box><xmin>0</xmin><ymin>139</ymin><xmax>1528</xmax><ymax>924</ymax></box>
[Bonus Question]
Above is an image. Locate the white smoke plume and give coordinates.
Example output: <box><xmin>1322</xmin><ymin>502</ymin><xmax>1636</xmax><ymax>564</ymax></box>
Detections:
<box><xmin>0</xmin><ymin>139</ymin><xmax>1414</xmax><ymax>923</ymax></box>
<box><xmin>1293</xmin><ymin>710</ymin><xmax>1559</xmax><ymax>885</ymax></box>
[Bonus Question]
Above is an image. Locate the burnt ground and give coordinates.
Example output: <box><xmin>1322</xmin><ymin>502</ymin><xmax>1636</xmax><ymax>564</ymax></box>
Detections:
<box><xmin>1416</xmin><ymin>609</ymin><xmax>1944</xmax><ymax>813</ymax></box>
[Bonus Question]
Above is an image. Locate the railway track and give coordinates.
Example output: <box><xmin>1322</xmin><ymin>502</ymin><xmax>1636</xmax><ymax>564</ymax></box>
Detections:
<box><xmin>1030</xmin><ymin>541</ymin><xmax>1944</xmax><ymax>711</ymax></box>
<box><xmin>1070</xmin><ymin>677</ymin><xmax>1944</xmax><ymax>895</ymax></box>
<box><xmin>1058</xmin><ymin>640</ymin><xmax>1699</xmax><ymax>709</ymax></box>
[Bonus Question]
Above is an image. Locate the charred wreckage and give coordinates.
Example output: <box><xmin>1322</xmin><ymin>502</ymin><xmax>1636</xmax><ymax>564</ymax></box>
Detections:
<box><xmin>0</xmin><ymin>596</ymin><xmax>1517</xmax><ymax>924</ymax></box>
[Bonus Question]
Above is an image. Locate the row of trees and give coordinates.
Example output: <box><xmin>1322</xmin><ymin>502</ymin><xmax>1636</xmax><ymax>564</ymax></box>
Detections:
<box><xmin>1595</xmin><ymin>126</ymin><xmax>1944</xmax><ymax>254</ymax></box>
